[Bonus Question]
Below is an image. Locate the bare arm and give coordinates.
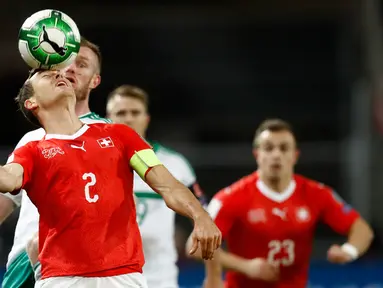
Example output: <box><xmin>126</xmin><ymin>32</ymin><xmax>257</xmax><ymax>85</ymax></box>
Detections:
<box><xmin>203</xmin><ymin>252</ymin><xmax>224</xmax><ymax>288</ymax></box>
<box><xmin>145</xmin><ymin>165</ymin><xmax>222</xmax><ymax>259</ymax></box>
<box><xmin>327</xmin><ymin>217</ymin><xmax>374</xmax><ymax>263</ymax></box>
<box><xmin>145</xmin><ymin>165</ymin><xmax>206</xmax><ymax>220</ymax></box>
<box><xmin>0</xmin><ymin>164</ymin><xmax>24</xmax><ymax>194</ymax></box>
<box><xmin>0</xmin><ymin>195</ymin><xmax>16</xmax><ymax>224</ymax></box>
<box><xmin>0</xmin><ymin>194</ymin><xmax>16</xmax><ymax>224</ymax></box>
<box><xmin>0</xmin><ymin>164</ymin><xmax>24</xmax><ymax>224</ymax></box>
<box><xmin>219</xmin><ymin>249</ymin><xmax>248</xmax><ymax>273</ymax></box>
<box><xmin>186</xmin><ymin>235</ymin><xmax>247</xmax><ymax>272</ymax></box>
<box><xmin>26</xmin><ymin>232</ymin><xmax>39</xmax><ymax>266</ymax></box>
<box><xmin>346</xmin><ymin>217</ymin><xmax>374</xmax><ymax>256</ymax></box>
<box><xmin>186</xmin><ymin>235</ymin><xmax>279</xmax><ymax>281</ymax></box>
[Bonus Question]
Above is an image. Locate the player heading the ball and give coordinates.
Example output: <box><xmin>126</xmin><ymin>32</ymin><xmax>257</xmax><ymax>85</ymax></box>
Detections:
<box><xmin>0</xmin><ymin>69</ymin><xmax>221</xmax><ymax>288</ymax></box>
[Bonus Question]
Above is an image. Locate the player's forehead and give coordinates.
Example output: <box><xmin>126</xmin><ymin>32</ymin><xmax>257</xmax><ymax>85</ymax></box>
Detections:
<box><xmin>78</xmin><ymin>46</ymin><xmax>97</xmax><ymax>64</ymax></box>
<box><xmin>258</xmin><ymin>129</ymin><xmax>295</xmax><ymax>144</ymax></box>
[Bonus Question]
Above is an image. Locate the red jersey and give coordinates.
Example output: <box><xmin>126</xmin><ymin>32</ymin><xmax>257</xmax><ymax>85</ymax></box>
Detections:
<box><xmin>9</xmin><ymin>123</ymin><xmax>151</xmax><ymax>279</ymax></box>
<box><xmin>207</xmin><ymin>172</ymin><xmax>359</xmax><ymax>288</ymax></box>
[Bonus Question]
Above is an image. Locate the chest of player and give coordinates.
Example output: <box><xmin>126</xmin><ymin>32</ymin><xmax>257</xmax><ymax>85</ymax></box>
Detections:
<box><xmin>36</xmin><ymin>136</ymin><xmax>125</xmax><ymax>173</ymax></box>
<box><xmin>31</xmin><ymin>136</ymin><xmax>132</xmax><ymax>213</ymax></box>
<box><xmin>237</xmin><ymin>196</ymin><xmax>319</xmax><ymax>240</ymax></box>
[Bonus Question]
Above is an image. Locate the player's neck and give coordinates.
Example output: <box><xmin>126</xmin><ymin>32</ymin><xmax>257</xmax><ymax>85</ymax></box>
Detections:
<box><xmin>259</xmin><ymin>172</ymin><xmax>293</xmax><ymax>193</ymax></box>
<box><xmin>42</xmin><ymin>106</ymin><xmax>84</xmax><ymax>136</ymax></box>
<box><xmin>75</xmin><ymin>99</ymin><xmax>91</xmax><ymax>117</ymax></box>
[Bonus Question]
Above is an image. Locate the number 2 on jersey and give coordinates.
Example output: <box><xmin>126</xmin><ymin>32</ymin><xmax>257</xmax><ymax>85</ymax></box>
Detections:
<box><xmin>82</xmin><ymin>173</ymin><xmax>99</xmax><ymax>203</ymax></box>
<box><xmin>267</xmin><ymin>239</ymin><xmax>295</xmax><ymax>266</ymax></box>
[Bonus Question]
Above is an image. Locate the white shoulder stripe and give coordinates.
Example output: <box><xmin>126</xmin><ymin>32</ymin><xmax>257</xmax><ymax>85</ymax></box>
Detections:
<box><xmin>207</xmin><ymin>199</ymin><xmax>223</xmax><ymax>220</ymax></box>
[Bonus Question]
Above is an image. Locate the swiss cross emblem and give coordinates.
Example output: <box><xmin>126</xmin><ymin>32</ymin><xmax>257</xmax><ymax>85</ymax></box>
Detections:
<box><xmin>97</xmin><ymin>137</ymin><xmax>114</xmax><ymax>148</ymax></box>
<box><xmin>296</xmin><ymin>207</ymin><xmax>310</xmax><ymax>222</ymax></box>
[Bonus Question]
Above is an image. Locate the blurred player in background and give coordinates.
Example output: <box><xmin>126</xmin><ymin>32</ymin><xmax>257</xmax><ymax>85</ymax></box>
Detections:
<box><xmin>106</xmin><ymin>85</ymin><xmax>206</xmax><ymax>288</ymax></box>
<box><xmin>0</xmin><ymin>37</ymin><xmax>111</xmax><ymax>288</ymax></box>
<box><xmin>188</xmin><ymin>118</ymin><xmax>374</xmax><ymax>288</ymax></box>
<box><xmin>0</xmin><ymin>68</ymin><xmax>220</xmax><ymax>288</ymax></box>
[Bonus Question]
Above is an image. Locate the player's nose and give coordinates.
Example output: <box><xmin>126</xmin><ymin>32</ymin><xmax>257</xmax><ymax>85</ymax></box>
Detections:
<box><xmin>271</xmin><ymin>148</ymin><xmax>283</xmax><ymax>158</ymax></box>
<box><xmin>54</xmin><ymin>71</ymin><xmax>66</xmax><ymax>79</ymax></box>
<box><xmin>62</xmin><ymin>63</ymin><xmax>76</xmax><ymax>74</ymax></box>
<box><xmin>124</xmin><ymin>117</ymin><xmax>137</xmax><ymax>128</ymax></box>
<box><xmin>125</xmin><ymin>113</ymin><xmax>135</xmax><ymax>123</ymax></box>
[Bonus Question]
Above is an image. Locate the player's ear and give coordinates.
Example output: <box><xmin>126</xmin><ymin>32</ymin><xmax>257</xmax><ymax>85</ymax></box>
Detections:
<box><xmin>252</xmin><ymin>148</ymin><xmax>258</xmax><ymax>160</ymax></box>
<box><xmin>146</xmin><ymin>114</ymin><xmax>151</xmax><ymax>126</ymax></box>
<box><xmin>293</xmin><ymin>149</ymin><xmax>300</xmax><ymax>164</ymax></box>
<box><xmin>24</xmin><ymin>98</ymin><xmax>38</xmax><ymax>111</ymax></box>
<box><xmin>89</xmin><ymin>74</ymin><xmax>101</xmax><ymax>89</ymax></box>
<box><xmin>142</xmin><ymin>114</ymin><xmax>150</xmax><ymax>132</ymax></box>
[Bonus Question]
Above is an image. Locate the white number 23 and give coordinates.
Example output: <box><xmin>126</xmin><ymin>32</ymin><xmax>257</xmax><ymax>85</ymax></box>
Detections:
<box><xmin>82</xmin><ymin>173</ymin><xmax>99</xmax><ymax>203</ymax></box>
<box><xmin>267</xmin><ymin>239</ymin><xmax>295</xmax><ymax>266</ymax></box>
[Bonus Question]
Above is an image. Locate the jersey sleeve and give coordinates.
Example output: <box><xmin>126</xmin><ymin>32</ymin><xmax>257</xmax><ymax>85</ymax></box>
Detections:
<box><xmin>207</xmin><ymin>186</ymin><xmax>241</xmax><ymax>239</ymax></box>
<box><xmin>319</xmin><ymin>185</ymin><xmax>360</xmax><ymax>235</ymax></box>
<box><xmin>3</xmin><ymin>131</ymin><xmax>42</xmax><ymax>205</ymax></box>
<box><xmin>114</xmin><ymin>124</ymin><xmax>161</xmax><ymax>179</ymax></box>
<box><xmin>7</xmin><ymin>144</ymin><xmax>36</xmax><ymax>195</ymax></box>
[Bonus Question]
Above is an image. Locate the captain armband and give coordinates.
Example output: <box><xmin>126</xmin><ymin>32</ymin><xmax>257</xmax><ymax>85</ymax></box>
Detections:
<box><xmin>130</xmin><ymin>149</ymin><xmax>162</xmax><ymax>179</ymax></box>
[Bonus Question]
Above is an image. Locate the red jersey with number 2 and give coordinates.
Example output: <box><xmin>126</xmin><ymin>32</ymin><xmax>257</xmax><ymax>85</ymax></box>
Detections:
<box><xmin>207</xmin><ymin>172</ymin><xmax>359</xmax><ymax>288</ymax></box>
<box><xmin>9</xmin><ymin>123</ymin><xmax>151</xmax><ymax>279</ymax></box>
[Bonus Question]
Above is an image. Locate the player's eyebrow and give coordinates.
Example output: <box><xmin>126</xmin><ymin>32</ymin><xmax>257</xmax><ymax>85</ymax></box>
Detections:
<box><xmin>38</xmin><ymin>70</ymin><xmax>57</xmax><ymax>79</ymax></box>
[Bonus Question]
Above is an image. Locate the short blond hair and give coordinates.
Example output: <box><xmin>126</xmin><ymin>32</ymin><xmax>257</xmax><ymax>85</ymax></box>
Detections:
<box><xmin>80</xmin><ymin>37</ymin><xmax>102</xmax><ymax>72</ymax></box>
<box><xmin>253</xmin><ymin>118</ymin><xmax>295</xmax><ymax>147</ymax></box>
<box><xmin>107</xmin><ymin>85</ymin><xmax>149</xmax><ymax>109</ymax></box>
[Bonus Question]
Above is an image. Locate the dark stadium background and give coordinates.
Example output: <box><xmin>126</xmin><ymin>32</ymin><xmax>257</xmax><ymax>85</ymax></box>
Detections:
<box><xmin>0</xmin><ymin>1</ymin><xmax>382</xmax><ymax>286</ymax></box>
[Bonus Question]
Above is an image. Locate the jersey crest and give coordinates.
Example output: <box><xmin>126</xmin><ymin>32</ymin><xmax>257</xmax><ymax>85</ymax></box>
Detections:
<box><xmin>248</xmin><ymin>208</ymin><xmax>266</xmax><ymax>223</ymax></box>
<box><xmin>42</xmin><ymin>146</ymin><xmax>64</xmax><ymax>159</ymax></box>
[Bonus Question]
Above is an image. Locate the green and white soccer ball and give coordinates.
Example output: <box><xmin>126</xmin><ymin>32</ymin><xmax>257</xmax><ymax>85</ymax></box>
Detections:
<box><xmin>18</xmin><ymin>9</ymin><xmax>81</xmax><ymax>70</ymax></box>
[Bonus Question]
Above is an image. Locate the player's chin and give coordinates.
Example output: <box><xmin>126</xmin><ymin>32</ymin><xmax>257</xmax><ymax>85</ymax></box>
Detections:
<box><xmin>56</xmin><ymin>87</ymin><xmax>75</xmax><ymax>98</ymax></box>
<box><xmin>267</xmin><ymin>167</ymin><xmax>282</xmax><ymax>177</ymax></box>
<box><xmin>70</xmin><ymin>80</ymin><xmax>79</xmax><ymax>90</ymax></box>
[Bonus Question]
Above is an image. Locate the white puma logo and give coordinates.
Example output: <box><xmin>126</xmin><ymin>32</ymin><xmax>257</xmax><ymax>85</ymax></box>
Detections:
<box><xmin>272</xmin><ymin>207</ymin><xmax>287</xmax><ymax>220</ymax></box>
<box><xmin>70</xmin><ymin>141</ymin><xmax>86</xmax><ymax>152</ymax></box>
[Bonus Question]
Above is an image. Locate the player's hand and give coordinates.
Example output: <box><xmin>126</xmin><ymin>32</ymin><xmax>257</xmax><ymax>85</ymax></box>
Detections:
<box><xmin>327</xmin><ymin>244</ymin><xmax>353</xmax><ymax>264</ymax></box>
<box><xmin>243</xmin><ymin>258</ymin><xmax>280</xmax><ymax>282</ymax></box>
<box><xmin>26</xmin><ymin>233</ymin><xmax>39</xmax><ymax>266</ymax></box>
<box><xmin>189</xmin><ymin>213</ymin><xmax>222</xmax><ymax>260</ymax></box>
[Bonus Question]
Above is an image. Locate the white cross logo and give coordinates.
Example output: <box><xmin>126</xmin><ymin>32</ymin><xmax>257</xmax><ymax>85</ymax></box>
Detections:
<box><xmin>97</xmin><ymin>137</ymin><xmax>114</xmax><ymax>148</ymax></box>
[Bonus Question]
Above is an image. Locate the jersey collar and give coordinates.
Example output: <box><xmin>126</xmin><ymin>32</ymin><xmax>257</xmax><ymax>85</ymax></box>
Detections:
<box><xmin>45</xmin><ymin>124</ymin><xmax>89</xmax><ymax>140</ymax></box>
<box><xmin>256</xmin><ymin>179</ymin><xmax>296</xmax><ymax>203</ymax></box>
<box><xmin>79</xmin><ymin>112</ymin><xmax>94</xmax><ymax>119</ymax></box>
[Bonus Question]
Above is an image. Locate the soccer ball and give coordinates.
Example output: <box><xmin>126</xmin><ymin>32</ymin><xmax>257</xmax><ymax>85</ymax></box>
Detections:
<box><xmin>18</xmin><ymin>9</ymin><xmax>81</xmax><ymax>70</ymax></box>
